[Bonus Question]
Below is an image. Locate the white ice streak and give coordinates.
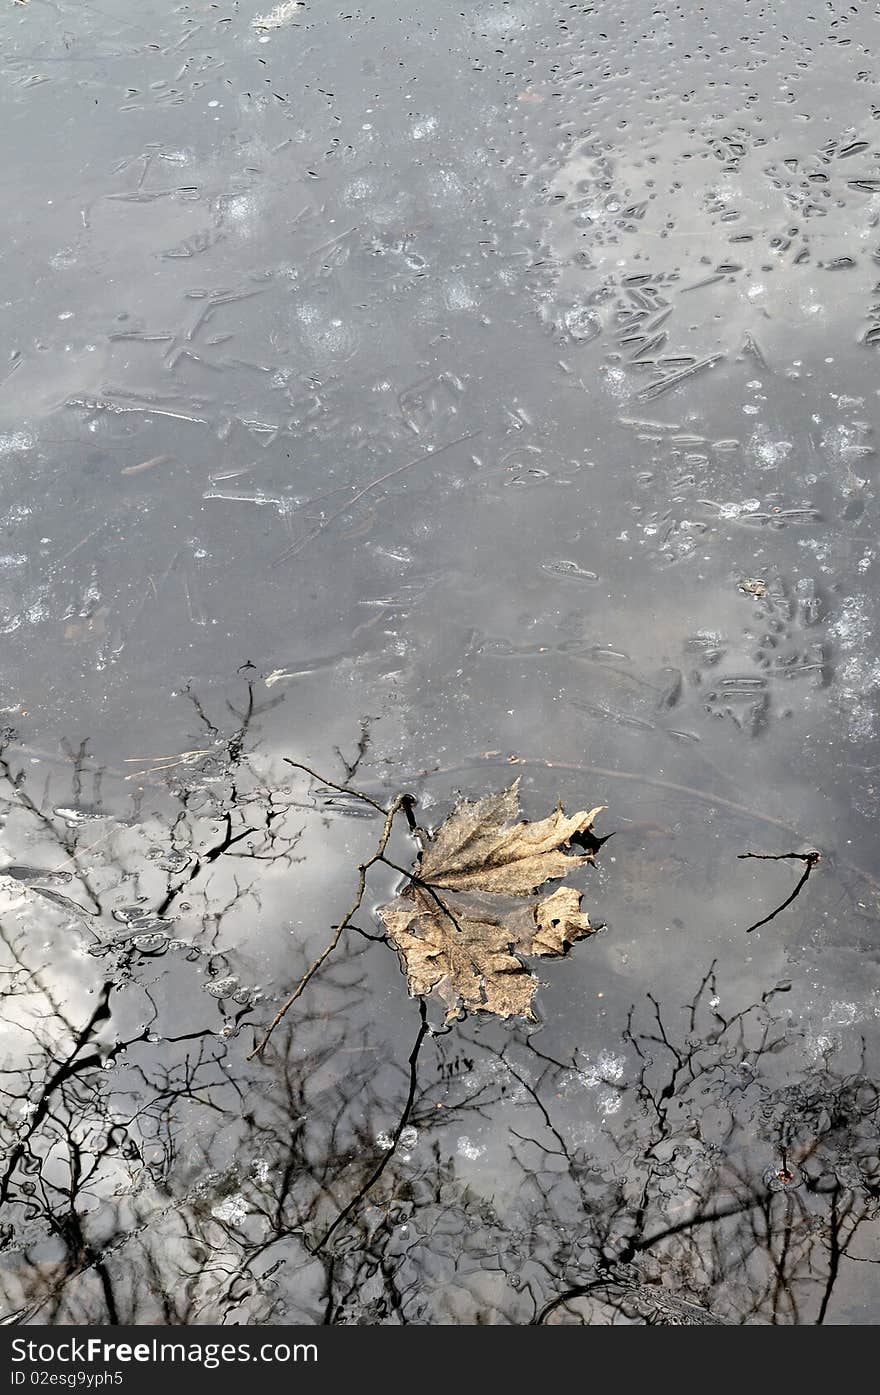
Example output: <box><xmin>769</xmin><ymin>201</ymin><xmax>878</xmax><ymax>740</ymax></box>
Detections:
<box><xmin>252</xmin><ymin>2</ymin><xmax>303</xmax><ymax>30</ymax></box>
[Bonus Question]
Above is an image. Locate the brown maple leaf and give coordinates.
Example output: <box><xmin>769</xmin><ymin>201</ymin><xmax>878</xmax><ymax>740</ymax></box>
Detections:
<box><xmin>378</xmin><ymin>782</ymin><xmax>603</xmax><ymax>1021</ymax></box>
<box><xmin>380</xmin><ymin>885</ymin><xmax>595</xmax><ymax>1021</ymax></box>
<box><xmin>416</xmin><ymin>779</ymin><xmax>604</xmax><ymax>895</ymax></box>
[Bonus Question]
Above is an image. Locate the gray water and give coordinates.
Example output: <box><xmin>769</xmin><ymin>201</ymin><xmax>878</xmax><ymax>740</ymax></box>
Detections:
<box><xmin>0</xmin><ymin>0</ymin><xmax>878</xmax><ymax>1324</ymax></box>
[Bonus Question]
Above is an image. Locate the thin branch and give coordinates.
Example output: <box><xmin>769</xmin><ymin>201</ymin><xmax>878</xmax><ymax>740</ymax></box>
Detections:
<box><xmin>738</xmin><ymin>851</ymin><xmax>820</xmax><ymax>933</ymax></box>
<box><xmin>738</xmin><ymin>851</ymin><xmax>821</xmax><ymax>863</ymax></box>
<box><xmin>283</xmin><ymin>758</ymin><xmax>386</xmax><ymax>814</ymax></box>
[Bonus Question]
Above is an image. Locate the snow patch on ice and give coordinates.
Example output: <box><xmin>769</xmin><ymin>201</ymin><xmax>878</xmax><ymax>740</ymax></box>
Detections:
<box><xmin>211</xmin><ymin>1193</ymin><xmax>249</xmax><ymax>1224</ymax></box>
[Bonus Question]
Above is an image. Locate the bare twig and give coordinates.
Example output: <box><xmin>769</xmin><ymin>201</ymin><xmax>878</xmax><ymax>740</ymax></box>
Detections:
<box><xmin>283</xmin><ymin>758</ymin><xmax>387</xmax><ymax>814</ymax></box>
<box><xmin>738</xmin><ymin>851</ymin><xmax>821</xmax><ymax>863</ymax></box>
<box><xmin>738</xmin><ymin>851</ymin><xmax>821</xmax><ymax>933</ymax></box>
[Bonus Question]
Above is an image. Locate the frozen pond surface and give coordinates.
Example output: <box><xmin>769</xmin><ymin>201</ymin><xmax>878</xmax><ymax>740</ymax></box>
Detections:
<box><xmin>1</xmin><ymin>0</ymin><xmax>879</xmax><ymax>1323</ymax></box>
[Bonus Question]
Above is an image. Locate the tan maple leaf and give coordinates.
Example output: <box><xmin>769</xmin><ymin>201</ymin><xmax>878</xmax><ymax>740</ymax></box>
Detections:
<box><xmin>416</xmin><ymin>779</ymin><xmax>604</xmax><ymax>895</ymax></box>
<box><xmin>380</xmin><ymin>885</ymin><xmax>595</xmax><ymax>1021</ymax></box>
<box><xmin>378</xmin><ymin>782</ymin><xmax>603</xmax><ymax>1021</ymax></box>
<box><xmin>524</xmin><ymin>885</ymin><xmax>595</xmax><ymax>955</ymax></box>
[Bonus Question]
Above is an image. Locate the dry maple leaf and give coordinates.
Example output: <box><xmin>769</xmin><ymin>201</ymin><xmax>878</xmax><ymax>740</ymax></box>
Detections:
<box><xmin>380</xmin><ymin>885</ymin><xmax>595</xmax><ymax>1021</ymax></box>
<box><xmin>522</xmin><ymin>885</ymin><xmax>595</xmax><ymax>955</ymax></box>
<box><xmin>417</xmin><ymin>779</ymin><xmax>604</xmax><ymax>895</ymax></box>
<box><xmin>378</xmin><ymin>782</ymin><xmax>604</xmax><ymax>1021</ymax></box>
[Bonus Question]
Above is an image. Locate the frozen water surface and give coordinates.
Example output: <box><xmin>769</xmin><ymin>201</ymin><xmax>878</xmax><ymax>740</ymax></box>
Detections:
<box><xmin>0</xmin><ymin>0</ymin><xmax>878</xmax><ymax>1324</ymax></box>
